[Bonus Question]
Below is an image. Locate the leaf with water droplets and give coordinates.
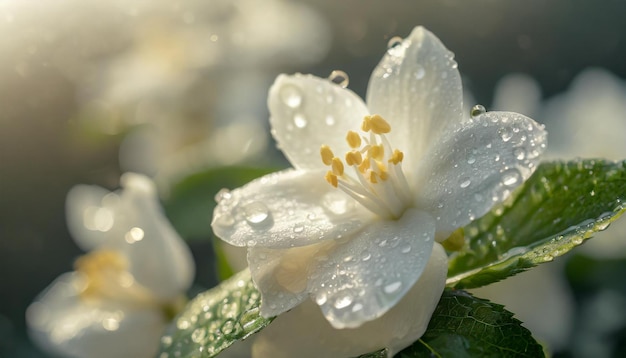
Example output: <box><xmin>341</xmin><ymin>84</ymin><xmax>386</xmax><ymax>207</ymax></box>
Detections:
<box><xmin>359</xmin><ymin>289</ymin><xmax>544</xmax><ymax>357</ymax></box>
<box><xmin>159</xmin><ymin>269</ymin><xmax>273</xmax><ymax>357</ymax></box>
<box><xmin>447</xmin><ymin>159</ymin><xmax>626</xmax><ymax>289</ymax></box>
<box><xmin>163</xmin><ymin>167</ymin><xmax>276</xmax><ymax>240</ymax></box>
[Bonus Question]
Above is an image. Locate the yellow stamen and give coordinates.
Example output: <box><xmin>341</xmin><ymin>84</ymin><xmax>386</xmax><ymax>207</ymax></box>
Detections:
<box><xmin>74</xmin><ymin>250</ymin><xmax>128</xmax><ymax>298</ymax></box>
<box><xmin>345</xmin><ymin>151</ymin><xmax>363</xmax><ymax>166</ymax></box>
<box><xmin>376</xmin><ymin>161</ymin><xmax>389</xmax><ymax>181</ymax></box>
<box><xmin>368</xmin><ymin>171</ymin><xmax>379</xmax><ymax>184</ymax></box>
<box><xmin>331</xmin><ymin>157</ymin><xmax>344</xmax><ymax>176</ymax></box>
<box><xmin>389</xmin><ymin>149</ymin><xmax>404</xmax><ymax>165</ymax></box>
<box><xmin>320</xmin><ymin>145</ymin><xmax>334</xmax><ymax>166</ymax></box>
<box><xmin>365</xmin><ymin>114</ymin><xmax>391</xmax><ymax>134</ymax></box>
<box><xmin>325</xmin><ymin>171</ymin><xmax>338</xmax><ymax>187</ymax></box>
<box><xmin>361</xmin><ymin>117</ymin><xmax>370</xmax><ymax>132</ymax></box>
<box><xmin>358</xmin><ymin>158</ymin><xmax>370</xmax><ymax>173</ymax></box>
<box><xmin>368</xmin><ymin>144</ymin><xmax>384</xmax><ymax>161</ymax></box>
<box><xmin>346</xmin><ymin>131</ymin><xmax>362</xmax><ymax>148</ymax></box>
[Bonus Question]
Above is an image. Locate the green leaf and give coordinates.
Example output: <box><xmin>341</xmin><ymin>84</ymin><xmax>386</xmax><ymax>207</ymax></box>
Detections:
<box><xmin>163</xmin><ymin>166</ymin><xmax>276</xmax><ymax>240</ymax></box>
<box><xmin>448</xmin><ymin>159</ymin><xmax>626</xmax><ymax>289</ymax></box>
<box><xmin>159</xmin><ymin>269</ymin><xmax>272</xmax><ymax>357</ymax></box>
<box><xmin>360</xmin><ymin>289</ymin><xmax>544</xmax><ymax>358</ymax></box>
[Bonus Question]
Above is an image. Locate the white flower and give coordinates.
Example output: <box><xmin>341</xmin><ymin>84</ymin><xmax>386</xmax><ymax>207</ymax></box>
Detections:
<box><xmin>26</xmin><ymin>173</ymin><xmax>195</xmax><ymax>358</ymax></box>
<box><xmin>212</xmin><ymin>26</ymin><xmax>546</xmax><ymax>355</ymax></box>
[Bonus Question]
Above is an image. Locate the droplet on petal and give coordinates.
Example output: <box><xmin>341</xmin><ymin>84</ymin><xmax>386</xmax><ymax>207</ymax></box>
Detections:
<box><xmin>328</xmin><ymin>70</ymin><xmax>349</xmax><ymax>88</ymax></box>
<box><xmin>513</xmin><ymin>147</ymin><xmax>526</xmax><ymax>160</ymax></box>
<box><xmin>470</xmin><ymin>104</ymin><xmax>486</xmax><ymax>118</ymax></box>
<box><xmin>414</xmin><ymin>65</ymin><xmax>425</xmax><ymax>80</ymax></box>
<box><xmin>293</xmin><ymin>113</ymin><xmax>308</xmax><ymax>128</ymax></box>
<box><xmin>502</xmin><ymin>169</ymin><xmax>522</xmax><ymax>187</ymax></box>
<box><xmin>279</xmin><ymin>84</ymin><xmax>303</xmax><ymax>109</ymax></box>
<box><xmin>459</xmin><ymin>178</ymin><xmax>471</xmax><ymax>188</ymax></box>
<box><xmin>387</xmin><ymin>36</ymin><xmax>403</xmax><ymax>49</ymax></box>
<box><xmin>383</xmin><ymin>281</ymin><xmax>402</xmax><ymax>294</ymax></box>
<box><xmin>243</xmin><ymin>201</ymin><xmax>270</xmax><ymax>226</ymax></box>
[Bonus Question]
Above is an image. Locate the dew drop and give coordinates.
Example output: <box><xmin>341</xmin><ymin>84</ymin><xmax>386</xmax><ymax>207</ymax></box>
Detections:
<box><xmin>401</xmin><ymin>245</ymin><xmax>412</xmax><ymax>253</ymax></box>
<box><xmin>460</xmin><ymin>178</ymin><xmax>471</xmax><ymax>188</ymax></box>
<box><xmin>513</xmin><ymin>147</ymin><xmax>526</xmax><ymax>160</ymax></box>
<box><xmin>384</xmin><ymin>281</ymin><xmax>402</xmax><ymax>294</ymax></box>
<box><xmin>328</xmin><ymin>70</ymin><xmax>349</xmax><ymax>88</ymax></box>
<box><xmin>316</xmin><ymin>293</ymin><xmax>328</xmax><ymax>305</ymax></box>
<box><xmin>191</xmin><ymin>328</ymin><xmax>207</xmax><ymax>343</ymax></box>
<box><xmin>361</xmin><ymin>251</ymin><xmax>371</xmax><ymax>261</ymax></box>
<box><xmin>221</xmin><ymin>319</ymin><xmax>235</xmax><ymax>335</ymax></box>
<box><xmin>244</xmin><ymin>202</ymin><xmax>270</xmax><ymax>225</ymax></box>
<box><xmin>214</xmin><ymin>188</ymin><xmax>232</xmax><ymax>203</ymax></box>
<box><xmin>467</xmin><ymin>156</ymin><xmax>476</xmax><ymax>164</ymax></box>
<box><xmin>293</xmin><ymin>113</ymin><xmax>308</xmax><ymax>128</ymax></box>
<box><xmin>499</xmin><ymin>128</ymin><xmax>512</xmax><ymax>142</ymax></box>
<box><xmin>387</xmin><ymin>36</ymin><xmax>403</xmax><ymax>49</ymax></box>
<box><xmin>470</xmin><ymin>104</ymin><xmax>486</xmax><ymax>118</ymax></box>
<box><xmin>502</xmin><ymin>169</ymin><xmax>521</xmax><ymax>187</ymax></box>
<box><xmin>334</xmin><ymin>295</ymin><xmax>353</xmax><ymax>309</ymax></box>
<box><xmin>279</xmin><ymin>85</ymin><xmax>303</xmax><ymax>108</ymax></box>
<box><xmin>325</xmin><ymin>115</ymin><xmax>335</xmax><ymax>126</ymax></box>
<box><xmin>352</xmin><ymin>303</ymin><xmax>364</xmax><ymax>312</ymax></box>
<box><xmin>414</xmin><ymin>66</ymin><xmax>425</xmax><ymax>80</ymax></box>
<box><xmin>293</xmin><ymin>224</ymin><xmax>304</xmax><ymax>233</ymax></box>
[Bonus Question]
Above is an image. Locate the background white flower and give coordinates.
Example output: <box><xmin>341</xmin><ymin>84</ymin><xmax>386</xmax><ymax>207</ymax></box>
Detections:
<box><xmin>26</xmin><ymin>173</ymin><xmax>194</xmax><ymax>358</ymax></box>
<box><xmin>212</xmin><ymin>26</ymin><xmax>546</xmax><ymax>355</ymax></box>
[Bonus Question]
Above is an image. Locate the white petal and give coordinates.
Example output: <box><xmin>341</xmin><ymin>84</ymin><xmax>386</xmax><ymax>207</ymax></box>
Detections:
<box><xmin>67</xmin><ymin>174</ymin><xmax>195</xmax><ymax>301</ymax></box>
<box><xmin>309</xmin><ymin>209</ymin><xmax>436</xmax><ymax>328</ymax></box>
<box><xmin>66</xmin><ymin>184</ymin><xmax>120</xmax><ymax>251</ymax></box>
<box><xmin>247</xmin><ymin>242</ymin><xmax>334</xmax><ymax>318</ymax></box>
<box><xmin>211</xmin><ymin>169</ymin><xmax>374</xmax><ymax>249</ymax></box>
<box><xmin>251</xmin><ymin>243</ymin><xmax>448</xmax><ymax>358</ymax></box>
<box><xmin>26</xmin><ymin>272</ymin><xmax>165</xmax><ymax>358</ymax></box>
<box><xmin>366</xmin><ymin>26</ymin><xmax>463</xmax><ymax>174</ymax></box>
<box><xmin>115</xmin><ymin>173</ymin><xmax>195</xmax><ymax>301</ymax></box>
<box><xmin>415</xmin><ymin>111</ymin><xmax>547</xmax><ymax>237</ymax></box>
<box><xmin>268</xmin><ymin>73</ymin><xmax>370</xmax><ymax>170</ymax></box>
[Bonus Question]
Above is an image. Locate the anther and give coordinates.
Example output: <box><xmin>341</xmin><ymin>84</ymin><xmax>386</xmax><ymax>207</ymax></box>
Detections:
<box><xmin>320</xmin><ymin>145</ymin><xmax>334</xmax><ymax>166</ymax></box>
<box><xmin>325</xmin><ymin>171</ymin><xmax>338</xmax><ymax>188</ymax></box>
<box><xmin>346</xmin><ymin>131</ymin><xmax>362</xmax><ymax>148</ymax></box>
<box><xmin>376</xmin><ymin>162</ymin><xmax>389</xmax><ymax>181</ymax></box>
<box><xmin>331</xmin><ymin>157</ymin><xmax>344</xmax><ymax>176</ymax></box>
<box><xmin>364</xmin><ymin>114</ymin><xmax>391</xmax><ymax>134</ymax></box>
<box><xmin>358</xmin><ymin>158</ymin><xmax>370</xmax><ymax>173</ymax></box>
<box><xmin>389</xmin><ymin>149</ymin><xmax>404</xmax><ymax>164</ymax></box>
<box><xmin>345</xmin><ymin>151</ymin><xmax>363</xmax><ymax>166</ymax></box>
<box><xmin>368</xmin><ymin>144</ymin><xmax>385</xmax><ymax>161</ymax></box>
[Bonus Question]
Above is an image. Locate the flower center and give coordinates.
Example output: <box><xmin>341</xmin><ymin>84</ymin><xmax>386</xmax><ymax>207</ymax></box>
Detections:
<box><xmin>74</xmin><ymin>250</ymin><xmax>155</xmax><ymax>306</ymax></box>
<box><xmin>320</xmin><ymin>114</ymin><xmax>412</xmax><ymax>219</ymax></box>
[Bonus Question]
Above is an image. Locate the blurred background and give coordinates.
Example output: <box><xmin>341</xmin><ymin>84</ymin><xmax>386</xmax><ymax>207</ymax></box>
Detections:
<box><xmin>2</xmin><ymin>0</ymin><xmax>626</xmax><ymax>357</ymax></box>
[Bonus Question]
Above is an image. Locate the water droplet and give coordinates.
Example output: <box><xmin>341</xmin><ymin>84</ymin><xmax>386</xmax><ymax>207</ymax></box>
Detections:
<box><xmin>467</xmin><ymin>156</ymin><xmax>476</xmax><ymax>164</ymax></box>
<box><xmin>361</xmin><ymin>251</ymin><xmax>371</xmax><ymax>261</ymax></box>
<box><xmin>280</xmin><ymin>85</ymin><xmax>303</xmax><ymax>108</ymax></box>
<box><xmin>325</xmin><ymin>115</ymin><xmax>335</xmax><ymax>126</ymax></box>
<box><xmin>293</xmin><ymin>224</ymin><xmax>304</xmax><ymax>233</ymax></box>
<box><xmin>384</xmin><ymin>281</ymin><xmax>402</xmax><ymax>294</ymax></box>
<box><xmin>334</xmin><ymin>295</ymin><xmax>353</xmax><ymax>309</ymax></box>
<box><xmin>351</xmin><ymin>303</ymin><xmax>364</xmax><ymax>312</ymax></box>
<box><xmin>414</xmin><ymin>65</ymin><xmax>425</xmax><ymax>80</ymax></box>
<box><xmin>221</xmin><ymin>319</ymin><xmax>235</xmax><ymax>335</ymax></box>
<box><xmin>470</xmin><ymin>105</ymin><xmax>486</xmax><ymax>118</ymax></box>
<box><xmin>316</xmin><ymin>293</ymin><xmax>328</xmax><ymax>305</ymax></box>
<box><xmin>191</xmin><ymin>328</ymin><xmax>207</xmax><ymax>343</ymax></box>
<box><xmin>460</xmin><ymin>178</ymin><xmax>471</xmax><ymax>188</ymax></box>
<box><xmin>244</xmin><ymin>202</ymin><xmax>270</xmax><ymax>225</ymax></box>
<box><xmin>387</xmin><ymin>36</ymin><xmax>403</xmax><ymax>49</ymax></box>
<box><xmin>499</xmin><ymin>128</ymin><xmax>512</xmax><ymax>142</ymax></box>
<box><xmin>161</xmin><ymin>336</ymin><xmax>173</xmax><ymax>347</ymax></box>
<box><xmin>328</xmin><ymin>70</ymin><xmax>349</xmax><ymax>88</ymax></box>
<box><xmin>502</xmin><ymin>169</ymin><xmax>521</xmax><ymax>187</ymax></box>
<box><xmin>401</xmin><ymin>245</ymin><xmax>412</xmax><ymax>253</ymax></box>
<box><xmin>214</xmin><ymin>188</ymin><xmax>232</xmax><ymax>203</ymax></box>
<box><xmin>513</xmin><ymin>147</ymin><xmax>526</xmax><ymax>160</ymax></box>
<box><xmin>293</xmin><ymin>113</ymin><xmax>308</xmax><ymax>128</ymax></box>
